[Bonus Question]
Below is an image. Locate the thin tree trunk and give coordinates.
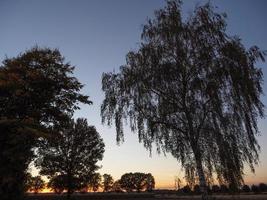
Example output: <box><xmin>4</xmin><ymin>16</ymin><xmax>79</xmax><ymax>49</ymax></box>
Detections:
<box><xmin>67</xmin><ymin>173</ymin><xmax>72</xmax><ymax>200</ymax></box>
<box><xmin>194</xmin><ymin>151</ymin><xmax>208</xmax><ymax>200</ymax></box>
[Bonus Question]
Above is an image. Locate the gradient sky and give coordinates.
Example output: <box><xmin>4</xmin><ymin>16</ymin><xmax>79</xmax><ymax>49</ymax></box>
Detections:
<box><xmin>1</xmin><ymin>0</ymin><xmax>267</xmax><ymax>189</ymax></box>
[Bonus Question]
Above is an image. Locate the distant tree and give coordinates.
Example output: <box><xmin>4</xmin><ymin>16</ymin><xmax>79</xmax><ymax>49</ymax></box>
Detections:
<box><xmin>134</xmin><ymin>172</ymin><xmax>148</xmax><ymax>192</ymax></box>
<box><xmin>220</xmin><ymin>185</ymin><xmax>229</xmax><ymax>193</ymax></box>
<box><xmin>28</xmin><ymin>176</ymin><xmax>45</xmax><ymax>194</ymax></box>
<box><xmin>174</xmin><ymin>176</ymin><xmax>182</xmax><ymax>190</ymax></box>
<box><xmin>182</xmin><ymin>185</ymin><xmax>191</xmax><ymax>194</ymax></box>
<box><xmin>242</xmin><ymin>185</ymin><xmax>251</xmax><ymax>193</ymax></box>
<box><xmin>145</xmin><ymin>173</ymin><xmax>155</xmax><ymax>192</ymax></box>
<box><xmin>47</xmin><ymin>175</ymin><xmax>65</xmax><ymax>194</ymax></box>
<box><xmin>251</xmin><ymin>184</ymin><xmax>259</xmax><ymax>193</ymax></box>
<box><xmin>211</xmin><ymin>185</ymin><xmax>220</xmax><ymax>193</ymax></box>
<box><xmin>258</xmin><ymin>183</ymin><xmax>267</xmax><ymax>192</ymax></box>
<box><xmin>228</xmin><ymin>182</ymin><xmax>240</xmax><ymax>194</ymax></box>
<box><xmin>89</xmin><ymin>173</ymin><xmax>102</xmax><ymax>192</ymax></box>
<box><xmin>101</xmin><ymin>1</ymin><xmax>265</xmax><ymax>199</ymax></box>
<box><xmin>112</xmin><ymin>180</ymin><xmax>123</xmax><ymax>192</ymax></box>
<box><xmin>120</xmin><ymin>173</ymin><xmax>135</xmax><ymax>192</ymax></box>
<box><xmin>102</xmin><ymin>174</ymin><xmax>114</xmax><ymax>192</ymax></box>
<box><xmin>35</xmin><ymin>118</ymin><xmax>105</xmax><ymax>199</ymax></box>
<box><xmin>0</xmin><ymin>47</ymin><xmax>90</xmax><ymax>200</ymax></box>
<box><xmin>193</xmin><ymin>185</ymin><xmax>201</xmax><ymax>194</ymax></box>
<box><xmin>120</xmin><ymin>172</ymin><xmax>155</xmax><ymax>192</ymax></box>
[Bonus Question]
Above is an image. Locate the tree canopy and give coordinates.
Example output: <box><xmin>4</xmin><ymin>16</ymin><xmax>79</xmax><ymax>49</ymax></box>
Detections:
<box><xmin>102</xmin><ymin>174</ymin><xmax>114</xmax><ymax>192</ymax></box>
<box><xmin>89</xmin><ymin>173</ymin><xmax>102</xmax><ymax>192</ymax></box>
<box><xmin>101</xmin><ymin>0</ymin><xmax>265</xmax><ymax>198</ymax></box>
<box><xmin>25</xmin><ymin>175</ymin><xmax>45</xmax><ymax>194</ymax></box>
<box><xmin>120</xmin><ymin>172</ymin><xmax>155</xmax><ymax>192</ymax></box>
<box><xmin>35</xmin><ymin>117</ymin><xmax>105</xmax><ymax>198</ymax></box>
<box><xmin>0</xmin><ymin>47</ymin><xmax>91</xmax><ymax>200</ymax></box>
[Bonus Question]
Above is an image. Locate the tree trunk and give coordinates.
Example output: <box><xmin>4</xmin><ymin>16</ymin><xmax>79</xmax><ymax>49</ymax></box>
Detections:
<box><xmin>194</xmin><ymin>151</ymin><xmax>208</xmax><ymax>200</ymax></box>
<box><xmin>67</xmin><ymin>189</ymin><xmax>71</xmax><ymax>200</ymax></box>
<box><xmin>67</xmin><ymin>173</ymin><xmax>72</xmax><ymax>200</ymax></box>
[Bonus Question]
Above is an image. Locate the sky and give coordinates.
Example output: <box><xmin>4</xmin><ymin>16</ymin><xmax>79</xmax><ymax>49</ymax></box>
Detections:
<box><xmin>1</xmin><ymin>0</ymin><xmax>267</xmax><ymax>189</ymax></box>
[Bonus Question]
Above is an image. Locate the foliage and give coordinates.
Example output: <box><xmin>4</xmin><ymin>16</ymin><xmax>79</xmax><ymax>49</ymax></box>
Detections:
<box><xmin>101</xmin><ymin>0</ymin><xmax>265</xmax><ymax>198</ymax></box>
<box><xmin>89</xmin><ymin>173</ymin><xmax>102</xmax><ymax>192</ymax></box>
<box><xmin>35</xmin><ymin>118</ymin><xmax>105</xmax><ymax>198</ymax></box>
<box><xmin>220</xmin><ymin>184</ymin><xmax>229</xmax><ymax>193</ymax></box>
<box><xmin>120</xmin><ymin>172</ymin><xmax>155</xmax><ymax>192</ymax></box>
<box><xmin>182</xmin><ymin>185</ymin><xmax>191</xmax><ymax>194</ymax></box>
<box><xmin>258</xmin><ymin>183</ymin><xmax>267</xmax><ymax>192</ymax></box>
<box><xmin>0</xmin><ymin>47</ymin><xmax>90</xmax><ymax>200</ymax></box>
<box><xmin>102</xmin><ymin>174</ymin><xmax>114</xmax><ymax>192</ymax></box>
<box><xmin>47</xmin><ymin>175</ymin><xmax>66</xmax><ymax>194</ymax></box>
<box><xmin>211</xmin><ymin>185</ymin><xmax>220</xmax><ymax>193</ymax></box>
<box><xmin>145</xmin><ymin>173</ymin><xmax>155</xmax><ymax>192</ymax></box>
<box><xmin>251</xmin><ymin>184</ymin><xmax>259</xmax><ymax>193</ymax></box>
<box><xmin>242</xmin><ymin>185</ymin><xmax>251</xmax><ymax>193</ymax></box>
<box><xmin>27</xmin><ymin>175</ymin><xmax>45</xmax><ymax>194</ymax></box>
<box><xmin>112</xmin><ymin>180</ymin><xmax>123</xmax><ymax>192</ymax></box>
<box><xmin>193</xmin><ymin>184</ymin><xmax>201</xmax><ymax>194</ymax></box>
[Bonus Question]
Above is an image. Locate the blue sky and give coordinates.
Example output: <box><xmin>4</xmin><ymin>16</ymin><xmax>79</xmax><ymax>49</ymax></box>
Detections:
<box><xmin>1</xmin><ymin>0</ymin><xmax>267</xmax><ymax>188</ymax></box>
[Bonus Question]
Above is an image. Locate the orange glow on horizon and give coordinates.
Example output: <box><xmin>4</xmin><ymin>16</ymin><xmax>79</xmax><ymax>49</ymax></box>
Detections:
<box><xmin>32</xmin><ymin>173</ymin><xmax>267</xmax><ymax>194</ymax></box>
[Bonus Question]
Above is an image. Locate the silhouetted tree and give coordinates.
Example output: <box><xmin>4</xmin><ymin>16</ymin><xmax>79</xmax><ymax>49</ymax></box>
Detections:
<box><xmin>101</xmin><ymin>1</ymin><xmax>265</xmax><ymax>199</ymax></box>
<box><xmin>120</xmin><ymin>172</ymin><xmax>155</xmax><ymax>192</ymax></box>
<box><xmin>182</xmin><ymin>185</ymin><xmax>192</xmax><ymax>194</ymax></box>
<box><xmin>193</xmin><ymin>184</ymin><xmax>201</xmax><ymax>194</ymax></box>
<box><xmin>28</xmin><ymin>176</ymin><xmax>45</xmax><ymax>194</ymax></box>
<box><xmin>220</xmin><ymin>184</ymin><xmax>229</xmax><ymax>193</ymax></box>
<box><xmin>174</xmin><ymin>176</ymin><xmax>182</xmax><ymax>190</ymax></box>
<box><xmin>89</xmin><ymin>173</ymin><xmax>102</xmax><ymax>192</ymax></box>
<box><xmin>47</xmin><ymin>175</ymin><xmax>65</xmax><ymax>194</ymax></box>
<box><xmin>211</xmin><ymin>185</ymin><xmax>220</xmax><ymax>193</ymax></box>
<box><xmin>102</xmin><ymin>174</ymin><xmax>114</xmax><ymax>192</ymax></box>
<box><xmin>120</xmin><ymin>173</ymin><xmax>135</xmax><ymax>192</ymax></box>
<box><xmin>251</xmin><ymin>184</ymin><xmax>259</xmax><ymax>193</ymax></box>
<box><xmin>112</xmin><ymin>180</ymin><xmax>123</xmax><ymax>192</ymax></box>
<box><xmin>0</xmin><ymin>47</ymin><xmax>90</xmax><ymax>200</ymax></box>
<box><xmin>228</xmin><ymin>182</ymin><xmax>240</xmax><ymax>193</ymax></box>
<box><xmin>35</xmin><ymin>118</ymin><xmax>105</xmax><ymax>199</ymax></box>
<box><xmin>134</xmin><ymin>172</ymin><xmax>148</xmax><ymax>192</ymax></box>
<box><xmin>145</xmin><ymin>173</ymin><xmax>155</xmax><ymax>192</ymax></box>
<box><xmin>242</xmin><ymin>185</ymin><xmax>251</xmax><ymax>193</ymax></box>
<box><xmin>258</xmin><ymin>183</ymin><xmax>267</xmax><ymax>192</ymax></box>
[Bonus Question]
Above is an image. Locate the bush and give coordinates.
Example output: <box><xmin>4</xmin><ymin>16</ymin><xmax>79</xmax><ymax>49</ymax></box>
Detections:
<box><xmin>242</xmin><ymin>185</ymin><xmax>251</xmax><ymax>193</ymax></box>
<box><xmin>182</xmin><ymin>185</ymin><xmax>191</xmax><ymax>194</ymax></box>
<box><xmin>220</xmin><ymin>184</ymin><xmax>229</xmax><ymax>193</ymax></box>
<box><xmin>251</xmin><ymin>185</ymin><xmax>259</xmax><ymax>193</ymax></box>
<box><xmin>259</xmin><ymin>183</ymin><xmax>267</xmax><ymax>192</ymax></box>
<box><xmin>211</xmin><ymin>185</ymin><xmax>220</xmax><ymax>193</ymax></box>
<box><xmin>193</xmin><ymin>185</ymin><xmax>201</xmax><ymax>194</ymax></box>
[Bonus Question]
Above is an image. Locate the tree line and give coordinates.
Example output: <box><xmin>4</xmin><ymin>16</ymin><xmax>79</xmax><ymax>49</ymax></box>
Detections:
<box><xmin>25</xmin><ymin>172</ymin><xmax>155</xmax><ymax>194</ymax></box>
<box><xmin>0</xmin><ymin>1</ymin><xmax>265</xmax><ymax>200</ymax></box>
<box><xmin>177</xmin><ymin>183</ymin><xmax>267</xmax><ymax>195</ymax></box>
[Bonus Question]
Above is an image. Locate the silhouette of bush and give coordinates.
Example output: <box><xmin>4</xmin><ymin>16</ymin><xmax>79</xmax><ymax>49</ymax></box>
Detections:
<box><xmin>182</xmin><ymin>185</ymin><xmax>191</xmax><ymax>194</ymax></box>
<box><xmin>259</xmin><ymin>183</ymin><xmax>267</xmax><ymax>192</ymax></box>
<box><xmin>193</xmin><ymin>184</ymin><xmax>201</xmax><ymax>194</ymax></box>
<box><xmin>211</xmin><ymin>185</ymin><xmax>220</xmax><ymax>193</ymax></box>
<box><xmin>242</xmin><ymin>185</ymin><xmax>251</xmax><ymax>193</ymax></box>
<box><xmin>251</xmin><ymin>185</ymin><xmax>259</xmax><ymax>193</ymax></box>
<box><xmin>220</xmin><ymin>184</ymin><xmax>229</xmax><ymax>193</ymax></box>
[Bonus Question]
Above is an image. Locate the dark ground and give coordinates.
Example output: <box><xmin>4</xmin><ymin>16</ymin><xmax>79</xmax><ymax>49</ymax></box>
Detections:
<box><xmin>26</xmin><ymin>192</ymin><xmax>267</xmax><ymax>200</ymax></box>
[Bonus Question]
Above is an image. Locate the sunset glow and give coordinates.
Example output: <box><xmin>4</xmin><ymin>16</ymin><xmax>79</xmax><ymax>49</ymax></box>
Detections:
<box><xmin>1</xmin><ymin>1</ymin><xmax>267</xmax><ymax>199</ymax></box>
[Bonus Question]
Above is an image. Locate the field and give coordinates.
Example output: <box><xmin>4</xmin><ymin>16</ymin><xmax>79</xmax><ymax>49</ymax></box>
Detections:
<box><xmin>26</xmin><ymin>192</ymin><xmax>267</xmax><ymax>200</ymax></box>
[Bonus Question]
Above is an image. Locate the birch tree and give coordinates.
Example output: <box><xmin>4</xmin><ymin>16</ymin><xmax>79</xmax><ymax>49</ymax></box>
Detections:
<box><xmin>101</xmin><ymin>1</ymin><xmax>265</xmax><ymax>199</ymax></box>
